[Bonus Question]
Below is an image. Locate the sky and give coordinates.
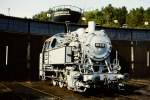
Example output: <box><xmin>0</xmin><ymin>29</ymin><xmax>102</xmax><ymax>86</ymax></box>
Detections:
<box><xmin>0</xmin><ymin>0</ymin><xmax>150</xmax><ymax>18</ymax></box>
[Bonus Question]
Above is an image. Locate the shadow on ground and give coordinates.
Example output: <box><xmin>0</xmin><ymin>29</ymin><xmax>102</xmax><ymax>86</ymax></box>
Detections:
<box><xmin>80</xmin><ymin>83</ymin><xmax>147</xmax><ymax>98</ymax></box>
<box><xmin>0</xmin><ymin>91</ymin><xmax>46</xmax><ymax>100</ymax></box>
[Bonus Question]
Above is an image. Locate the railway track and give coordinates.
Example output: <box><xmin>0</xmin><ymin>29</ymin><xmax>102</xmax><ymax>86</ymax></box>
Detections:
<box><xmin>0</xmin><ymin>80</ymin><xmax>150</xmax><ymax>100</ymax></box>
<box><xmin>0</xmin><ymin>82</ymin><xmax>63</xmax><ymax>100</ymax></box>
<box><xmin>129</xmin><ymin>79</ymin><xmax>150</xmax><ymax>85</ymax></box>
<box><xmin>82</xmin><ymin>79</ymin><xmax>150</xmax><ymax>100</ymax></box>
<box><xmin>19</xmin><ymin>81</ymin><xmax>150</xmax><ymax>100</ymax></box>
<box><xmin>19</xmin><ymin>82</ymin><xmax>63</xmax><ymax>100</ymax></box>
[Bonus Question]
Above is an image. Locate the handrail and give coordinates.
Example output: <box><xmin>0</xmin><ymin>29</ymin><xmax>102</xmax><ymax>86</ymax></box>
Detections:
<box><xmin>52</xmin><ymin>5</ymin><xmax>82</xmax><ymax>13</ymax></box>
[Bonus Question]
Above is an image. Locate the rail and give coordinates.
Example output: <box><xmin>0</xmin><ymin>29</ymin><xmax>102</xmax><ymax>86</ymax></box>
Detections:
<box><xmin>20</xmin><ymin>83</ymin><xmax>63</xmax><ymax>100</ymax></box>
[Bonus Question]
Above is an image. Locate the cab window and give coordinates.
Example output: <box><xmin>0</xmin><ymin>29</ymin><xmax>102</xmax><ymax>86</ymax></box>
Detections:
<box><xmin>44</xmin><ymin>41</ymin><xmax>50</xmax><ymax>50</ymax></box>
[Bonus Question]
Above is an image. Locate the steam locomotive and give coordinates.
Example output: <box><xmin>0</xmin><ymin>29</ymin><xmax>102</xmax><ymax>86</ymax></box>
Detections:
<box><xmin>39</xmin><ymin>21</ymin><xmax>127</xmax><ymax>92</ymax></box>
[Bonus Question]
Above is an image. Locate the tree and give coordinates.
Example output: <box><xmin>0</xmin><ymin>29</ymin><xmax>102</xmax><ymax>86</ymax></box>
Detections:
<box><xmin>126</xmin><ymin>7</ymin><xmax>144</xmax><ymax>28</ymax></box>
<box><xmin>32</xmin><ymin>4</ymin><xmax>150</xmax><ymax>29</ymax></box>
<box><xmin>114</xmin><ymin>7</ymin><xmax>127</xmax><ymax>27</ymax></box>
<box><xmin>102</xmin><ymin>4</ymin><xmax>114</xmax><ymax>26</ymax></box>
<box><xmin>144</xmin><ymin>7</ymin><xmax>150</xmax><ymax>27</ymax></box>
<box><xmin>84</xmin><ymin>9</ymin><xmax>104</xmax><ymax>25</ymax></box>
<box><xmin>83</xmin><ymin>5</ymin><xmax>128</xmax><ymax>28</ymax></box>
<box><xmin>32</xmin><ymin>8</ymin><xmax>53</xmax><ymax>21</ymax></box>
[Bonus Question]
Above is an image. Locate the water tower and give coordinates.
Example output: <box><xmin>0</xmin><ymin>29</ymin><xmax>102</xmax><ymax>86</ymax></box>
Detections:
<box><xmin>51</xmin><ymin>5</ymin><xmax>82</xmax><ymax>23</ymax></box>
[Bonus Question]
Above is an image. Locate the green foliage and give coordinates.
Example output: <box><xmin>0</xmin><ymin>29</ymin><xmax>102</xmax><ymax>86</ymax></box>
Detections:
<box><xmin>113</xmin><ymin>6</ymin><xmax>127</xmax><ymax>27</ymax></box>
<box><xmin>33</xmin><ymin>11</ymin><xmax>48</xmax><ymax>21</ymax></box>
<box><xmin>83</xmin><ymin>4</ymin><xmax>128</xmax><ymax>28</ymax></box>
<box><xmin>0</xmin><ymin>13</ymin><xmax>5</xmax><ymax>16</ymax></box>
<box><xmin>126</xmin><ymin>7</ymin><xmax>144</xmax><ymax>28</ymax></box>
<box><xmin>143</xmin><ymin>8</ymin><xmax>150</xmax><ymax>28</ymax></box>
<box><xmin>32</xmin><ymin>5</ymin><xmax>150</xmax><ymax>29</ymax></box>
<box><xmin>84</xmin><ymin>9</ymin><xmax>104</xmax><ymax>25</ymax></box>
<box><xmin>32</xmin><ymin>8</ymin><xmax>53</xmax><ymax>21</ymax></box>
<box><xmin>83</xmin><ymin>5</ymin><xmax>150</xmax><ymax>29</ymax></box>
